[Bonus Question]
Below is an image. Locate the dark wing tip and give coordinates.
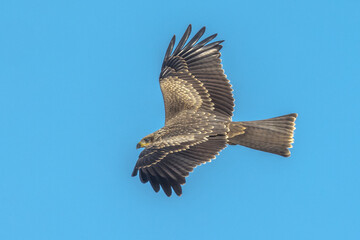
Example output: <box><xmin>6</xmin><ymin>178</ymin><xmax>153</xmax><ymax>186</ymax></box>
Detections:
<box><xmin>187</xmin><ymin>24</ymin><xmax>192</xmax><ymax>31</ymax></box>
<box><xmin>139</xmin><ymin>169</ymin><xmax>149</xmax><ymax>183</ymax></box>
<box><xmin>196</xmin><ymin>33</ymin><xmax>218</xmax><ymax>47</ymax></box>
<box><xmin>171</xmin><ymin>183</ymin><xmax>183</xmax><ymax>196</ymax></box>
<box><xmin>162</xmin><ymin>35</ymin><xmax>176</xmax><ymax>68</ymax></box>
<box><xmin>131</xmin><ymin>167</ymin><xmax>138</xmax><ymax>177</ymax></box>
<box><xmin>161</xmin><ymin>25</ymin><xmax>224</xmax><ymax>76</ymax></box>
<box><xmin>172</xmin><ymin>25</ymin><xmax>193</xmax><ymax>56</ymax></box>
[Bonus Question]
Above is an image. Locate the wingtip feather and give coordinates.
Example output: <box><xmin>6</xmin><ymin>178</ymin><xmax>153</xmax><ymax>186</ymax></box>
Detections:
<box><xmin>131</xmin><ymin>167</ymin><xmax>138</xmax><ymax>177</ymax></box>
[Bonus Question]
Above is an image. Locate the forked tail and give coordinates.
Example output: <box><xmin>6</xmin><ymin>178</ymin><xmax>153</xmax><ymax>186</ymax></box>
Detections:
<box><xmin>227</xmin><ymin>113</ymin><xmax>298</xmax><ymax>157</ymax></box>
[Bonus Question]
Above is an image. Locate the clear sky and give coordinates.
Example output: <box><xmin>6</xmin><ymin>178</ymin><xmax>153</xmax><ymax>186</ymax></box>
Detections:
<box><xmin>1</xmin><ymin>0</ymin><xmax>359</xmax><ymax>239</ymax></box>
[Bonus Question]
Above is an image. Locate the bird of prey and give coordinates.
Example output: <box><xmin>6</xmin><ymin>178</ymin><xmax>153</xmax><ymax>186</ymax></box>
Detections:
<box><xmin>132</xmin><ymin>25</ymin><xmax>297</xmax><ymax>197</ymax></box>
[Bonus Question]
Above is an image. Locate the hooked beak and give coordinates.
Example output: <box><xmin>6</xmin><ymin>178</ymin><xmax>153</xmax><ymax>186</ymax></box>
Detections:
<box><xmin>136</xmin><ymin>143</ymin><xmax>142</xmax><ymax>149</ymax></box>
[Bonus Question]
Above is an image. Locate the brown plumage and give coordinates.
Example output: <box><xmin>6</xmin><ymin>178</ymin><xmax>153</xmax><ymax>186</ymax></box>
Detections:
<box><xmin>132</xmin><ymin>25</ymin><xmax>298</xmax><ymax>197</ymax></box>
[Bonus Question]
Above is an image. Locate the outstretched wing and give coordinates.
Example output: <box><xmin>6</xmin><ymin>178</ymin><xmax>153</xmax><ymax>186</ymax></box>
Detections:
<box><xmin>159</xmin><ymin>25</ymin><xmax>234</xmax><ymax>124</ymax></box>
<box><xmin>132</xmin><ymin>134</ymin><xmax>227</xmax><ymax>197</ymax></box>
<box><xmin>132</xmin><ymin>25</ymin><xmax>233</xmax><ymax>196</ymax></box>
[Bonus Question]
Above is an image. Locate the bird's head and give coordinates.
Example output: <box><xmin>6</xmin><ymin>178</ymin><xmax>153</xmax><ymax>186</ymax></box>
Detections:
<box><xmin>136</xmin><ymin>134</ymin><xmax>155</xmax><ymax>149</ymax></box>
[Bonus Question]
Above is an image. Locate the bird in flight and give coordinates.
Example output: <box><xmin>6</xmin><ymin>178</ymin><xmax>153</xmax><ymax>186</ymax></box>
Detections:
<box><xmin>132</xmin><ymin>25</ymin><xmax>297</xmax><ymax>197</ymax></box>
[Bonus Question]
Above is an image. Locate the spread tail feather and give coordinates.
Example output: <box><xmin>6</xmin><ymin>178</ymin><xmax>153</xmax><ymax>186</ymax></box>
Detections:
<box><xmin>227</xmin><ymin>113</ymin><xmax>298</xmax><ymax>157</ymax></box>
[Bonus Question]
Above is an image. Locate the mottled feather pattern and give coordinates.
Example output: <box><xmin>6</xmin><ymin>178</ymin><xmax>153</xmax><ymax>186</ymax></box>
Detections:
<box><xmin>132</xmin><ymin>25</ymin><xmax>297</xmax><ymax>197</ymax></box>
<box><xmin>132</xmin><ymin>25</ymin><xmax>235</xmax><ymax>196</ymax></box>
<box><xmin>160</xmin><ymin>25</ymin><xmax>234</xmax><ymax>121</ymax></box>
<box><xmin>134</xmin><ymin>134</ymin><xmax>227</xmax><ymax>196</ymax></box>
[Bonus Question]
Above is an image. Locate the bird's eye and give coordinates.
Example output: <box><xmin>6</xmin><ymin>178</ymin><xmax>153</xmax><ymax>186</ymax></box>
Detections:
<box><xmin>144</xmin><ymin>138</ymin><xmax>149</xmax><ymax>143</ymax></box>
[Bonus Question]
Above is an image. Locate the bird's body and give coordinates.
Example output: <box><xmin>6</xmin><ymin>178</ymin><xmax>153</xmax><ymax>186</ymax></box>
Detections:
<box><xmin>132</xmin><ymin>25</ymin><xmax>297</xmax><ymax>197</ymax></box>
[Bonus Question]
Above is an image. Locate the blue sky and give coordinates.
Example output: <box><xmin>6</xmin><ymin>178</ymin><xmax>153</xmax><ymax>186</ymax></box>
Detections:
<box><xmin>1</xmin><ymin>0</ymin><xmax>359</xmax><ymax>239</ymax></box>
